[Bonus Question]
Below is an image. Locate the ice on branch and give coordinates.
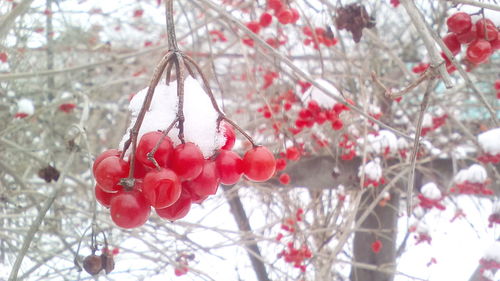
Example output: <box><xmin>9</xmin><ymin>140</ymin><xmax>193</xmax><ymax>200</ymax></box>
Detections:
<box><xmin>451</xmin><ymin>164</ymin><xmax>492</xmax><ymax>195</ymax></box>
<box><xmin>301</xmin><ymin>78</ymin><xmax>341</xmax><ymax>108</ymax></box>
<box><xmin>478</xmin><ymin>128</ymin><xmax>500</xmax><ymax>163</ymax></box>
<box><xmin>120</xmin><ymin>76</ymin><xmax>226</xmax><ymax>158</ymax></box>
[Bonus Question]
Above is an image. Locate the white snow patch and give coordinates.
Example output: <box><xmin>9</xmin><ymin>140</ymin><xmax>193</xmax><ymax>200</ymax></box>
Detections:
<box><xmin>483</xmin><ymin>241</ymin><xmax>500</xmax><ymax>262</ymax></box>
<box><xmin>120</xmin><ymin>76</ymin><xmax>226</xmax><ymax>158</ymax></box>
<box><xmin>454</xmin><ymin>164</ymin><xmax>488</xmax><ymax>184</ymax></box>
<box><xmin>397</xmin><ymin>137</ymin><xmax>409</xmax><ymax>150</ymax></box>
<box><xmin>421</xmin><ymin>182</ymin><xmax>441</xmax><ymax>200</ymax></box>
<box><xmin>358</xmin><ymin>158</ymin><xmax>382</xmax><ymax>181</ymax></box>
<box><xmin>17</xmin><ymin>98</ymin><xmax>35</xmax><ymax>115</ymax></box>
<box><xmin>422</xmin><ymin>113</ymin><xmax>433</xmax><ymax>128</ymax></box>
<box><xmin>478</xmin><ymin>128</ymin><xmax>500</xmax><ymax>155</ymax></box>
<box><xmin>357</xmin><ymin>130</ymin><xmax>397</xmax><ymax>155</ymax></box>
<box><xmin>301</xmin><ymin>78</ymin><xmax>341</xmax><ymax>108</ymax></box>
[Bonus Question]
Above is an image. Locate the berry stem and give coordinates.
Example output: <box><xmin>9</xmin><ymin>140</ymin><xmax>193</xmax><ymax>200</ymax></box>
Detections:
<box><xmin>147</xmin><ymin>118</ymin><xmax>179</xmax><ymax>170</ymax></box>
<box><xmin>165</xmin><ymin>0</ymin><xmax>178</xmax><ymax>51</ymax></box>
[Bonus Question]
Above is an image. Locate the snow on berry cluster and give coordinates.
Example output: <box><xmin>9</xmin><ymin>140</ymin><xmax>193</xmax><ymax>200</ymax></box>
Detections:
<box><xmin>488</xmin><ymin>201</ymin><xmax>500</xmax><ymax>228</ymax></box>
<box><xmin>418</xmin><ymin>182</ymin><xmax>445</xmax><ymax>210</ymax></box>
<box><xmin>358</xmin><ymin>158</ymin><xmax>385</xmax><ymax>187</ymax></box>
<box><xmin>442</xmin><ymin>12</ymin><xmax>499</xmax><ymax>71</ymax></box>
<box><xmin>450</xmin><ymin>164</ymin><xmax>492</xmax><ymax>195</ymax></box>
<box><xmin>92</xmin><ymin>77</ymin><xmax>276</xmax><ymax>229</ymax></box>
<box><xmin>275</xmin><ymin>208</ymin><xmax>312</xmax><ymax>272</ymax></box>
<box><xmin>477</xmin><ymin>128</ymin><xmax>500</xmax><ymax>164</ymax></box>
<box><xmin>479</xmin><ymin>242</ymin><xmax>500</xmax><ymax>280</ymax></box>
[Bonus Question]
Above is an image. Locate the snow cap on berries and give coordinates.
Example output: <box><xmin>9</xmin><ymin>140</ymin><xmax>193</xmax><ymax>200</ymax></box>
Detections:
<box><xmin>301</xmin><ymin>78</ymin><xmax>341</xmax><ymax>108</ymax></box>
<box><xmin>120</xmin><ymin>76</ymin><xmax>226</xmax><ymax>158</ymax></box>
<box><xmin>478</xmin><ymin>128</ymin><xmax>500</xmax><ymax>155</ymax></box>
<box><xmin>17</xmin><ymin>98</ymin><xmax>35</xmax><ymax>115</ymax></box>
<box><xmin>421</xmin><ymin>182</ymin><xmax>441</xmax><ymax>200</ymax></box>
<box><xmin>454</xmin><ymin>164</ymin><xmax>488</xmax><ymax>184</ymax></box>
<box><xmin>358</xmin><ymin>158</ymin><xmax>382</xmax><ymax>181</ymax></box>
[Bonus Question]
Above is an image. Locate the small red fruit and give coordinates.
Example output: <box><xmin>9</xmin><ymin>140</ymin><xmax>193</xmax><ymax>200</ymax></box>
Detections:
<box><xmin>136</xmin><ymin>131</ymin><xmax>173</xmax><ymax>168</ymax></box>
<box><xmin>216</xmin><ymin>150</ymin><xmax>243</xmax><ymax>185</ymax></box>
<box><xmin>110</xmin><ymin>190</ymin><xmax>151</xmax><ymax>228</ymax></box>
<box><xmin>290</xmin><ymin>8</ymin><xmax>300</xmax><ymax>23</ymax></box>
<box><xmin>446</xmin><ymin>12</ymin><xmax>472</xmax><ymax>34</ymax></box>
<box><xmin>142</xmin><ymin>168</ymin><xmax>181</xmax><ymax>209</ymax></box>
<box><xmin>246</xmin><ymin>21</ymin><xmax>261</xmax><ymax>34</ymax></box>
<box><xmin>95</xmin><ymin>184</ymin><xmax>116</xmax><ymax>208</ymax></box>
<box><xmin>279</xmin><ymin>173</ymin><xmax>290</xmax><ymax>185</ymax></box>
<box><xmin>183</xmin><ymin>160</ymin><xmax>220</xmax><ymax>199</ymax></box>
<box><xmin>221</xmin><ymin>122</ymin><xmax>236</xmax><ymax>150</ymax></box>
<box><xmin>371</xmin><ymin>240</ymin><xmax>383</xmax><ymax>253</ymax></box>
<box><xmin>156</xmin><ymin>189</ymin><xmax>192</xmax><ymax>221</ymax></box>
<box><xmin>169</xmin><ymin>142</ymin><xmax>204</xmax><ymax>180</ymax></box>
<box><xmin>476</xmin><ymin>18</ymin><xmax>498</xmax><ymax>42</ymax></box>
<box><xmin>268</xmin><ymin>0</ymin><xmax>283</xmax><ymax>12</ymax></box>
<box><xmin>277</xmin><ymin>9</ymin><xmax>293</xmax><ymax>25</ymax></box>
<box><xmin>242</xmin><ymin>146</ymin><xmax>276</xmax><ymax>182</ymax></box>
<box><xmin>442</xmin><ymin>33</ymin><xmax>461</xmax><ymax>55</ymax></box>
<box><xmin>456</xmin><ymin>24</ymin><xmax>477</xmax><ymax>44</ymax></box>
<box><xmin>286</xmin><ymin>146</ymin><xmax>301</xmax><ymax>161</ymax></box>
<box><xmin>94</xmin><ymin>156</ymin><xmax>129</xmax><ymax>192</ymax></box>
<box><xmin>466</xmin><ymin>39</ymin><xmax>492</xmax><ymax>64</ymax></box>
<box><xmin>275</xmin><ymin>158</ymin><xmax>287</xmax><ymax>171</ymax></box>
<box><xmin>93</xmin><ymin>149</ymin><xmax>121</xmax><ymax>175</ymax></box>
<box><xmin>259</xmin><ymin>13</ymin><xmax>273</xmax><ymax>27</ymax></box>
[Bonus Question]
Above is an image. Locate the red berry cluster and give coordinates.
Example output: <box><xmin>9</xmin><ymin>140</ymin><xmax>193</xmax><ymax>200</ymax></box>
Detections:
<box><xmin>450</xmin><ymin>176</ymin><xmax>493</xmax><ymax>195</ymax></box>
<box><xmin>302</xmin><ymin>26</ymin><xmax>338</xmax><ymax>49</ymax></box>
<box><xmin>479</xmin><ymin>258</ymin><xmax>500</xmax><ymax>273</ymax></box>
<box><xmin>412</xmin><ymin>62</ymin><xmax>430</xmax><ymax>74</ymax></box>
<box><xmin>267</xmin><ymin>0</ymin><xmax>300</xmax><ymax>25</ymax></box>
<box><xmin>417</xmin><ymin>193</ymin><xmax>446</xmax><ymax>210</ymax></box>
<box><xmin>414</xmin><ymin>232</ymin><xmax>432</xmax><ymax>245</ymax></box>
<box><xmin>93</xmin><ymin>124</ymin><xmax>276</xmax><ymax>229</ymax></box>
<box><xmin>478</xmin><ymin>153</ymin><xmax>500</xmax><ymax>164</ymax></box>
<box><xmin>421</xmin><ymin>114</ymin><xmax>448</xmax><ymax>136</ymax></box>
<box><xmin>495</xmin><ymin>80</ymin><xmax>500</xmax><ymax>99</ymax></box>
<box><xmin>275</xmin><ymin>209</ymin><xmax>311</xmax><ymax>272</ymax></box>
<box><xmin>294</xmin><ymin>100</ymin><xmax>347</xmax><ymax>133</ymax></box>
<box><xmin>444</xmin><ymin>12</ymin><xmax>499</xmax><ymax>67</ymax></box>
<box><xmin>363</xmin><ymin>176</ymin><xmax>386</xmax><ymax>188</ymax></box>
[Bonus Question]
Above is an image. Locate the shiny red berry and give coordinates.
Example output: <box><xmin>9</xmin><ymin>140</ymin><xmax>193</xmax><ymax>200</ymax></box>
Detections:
<box><xmin>142</xmin><ymin>168</ymin><xmax>181</xmax><ymax>209</ymax></box>
<box><xmin>169</xmin><ymin>142</ymin><xmax>204</xmax><ymax>180</ymax></box>
<box><xmin>95</xmin><ymin>184</ymin><xmax>116</xmax><ymax>208</ymax></box>
<box><xmin>246</xmin><ymin>21</ymin><xmax>261</xmax><ymax>34</ymax></box>
<box><xmin>466</xmin><ymin>39</ymin><xmax>492</xmax><ymax>64</ymax></box>
<box><xmin>136</xmin><ymin>131</ymin><xmax>173</xmax><ymax>168</ymax></box>
<box><xmin>442</xmin><ymin>33</ymin><xmax>461</xmax><ymax>55</ymax></box>
<box><xmin>94</xmin><ymin>156</ymin><xmax>129</xmax><ymax>192</ymax></box>
<box><xmin>183</xmin><ymin>160</ymin><xmax>220</xmax><ymax>199</ymax></box>
<box><xmin>110</xmin><ymin>190</ymin><xmax>151</xmax><ymax>228</ymax></box>
<box><xmin>446</xmin><ymin>12</ymin><xmax>472</xmax><ymax>34</ymax></box>
<box><xmin>456</xmin><ymin>24</ymin><xmax>477</xmax><ymax>44</ymax></box>
<box><xmin>476</xmin><ymin>18</ymin><xmax>498</xmax><ymax>42</ymax></box>
<box><xmin>221</xmin><ymin>122</ymin><xmax>236</xmax><ymax>150</ymax></box>
<box><xmin>93</xmin><ymin>149</ymin><xmax>121</xmax><ymax>175</ymax></box>
<box><xmin>277</xmin><ymin>9</ymin><xmax>293</xmax><ymax>25</ymax></box>
<box><xmin>259</xmin><ymin>13</ymin><xmax>273</xmax><ymax>27</ymax></box>
<box><xmin>242</xmin><ymin>146</ymin><xmax>276</xmax><ymax>182</ymax></box>
<box><xmin>216</xmin><ymin>150</ymin><xmax>243</xmax><ymax>185</ymax></box>
<box><xmin>279</xmin><ymin>173</ymin><xmax>290</xmax><ymax>185</ymax></box>
<box><xmin>155</xmin><ymin>189</ymin><xmax>192</xmax><ymax>221</ymax></box>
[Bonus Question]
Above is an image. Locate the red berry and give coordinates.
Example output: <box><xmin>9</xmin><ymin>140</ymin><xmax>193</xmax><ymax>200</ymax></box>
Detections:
<box><xmin>331</xmin><ymin>119</ymin><xmax>344</xmax><ymax>130</ymax></box>
<box><xmin>371</xmin><ymin>240</ymin><xmax>383</xmax><ymax>253</ymax></box>
<box><xmin>246</xmin><ymin>21</ymin><xmax>261</xmax><ymax>34</ymax></box>
<box><xmin>446</xmin><ymin>12</ymin><xmax>472</xmax><ymax>34</ymax></box>
<box><xmin>93</xmin><ymin>149</ymin><xmax>121</xmax><ymax>175</ymax></box>
<box><xmin>275</xmin><ymin>158</ymin><xmax>287</xmax><ymax>171</ymax></box>
<box><xmin>142</xmin><ymin>168</ymin><xmax>181</xmax><ymax>209</ymax></box>
<box><xmin>491</xmin><ymin>37</ymin><xmax>500</xmax><ymax>51</ymax></box>
<box><xmin>95</xmin><ymin>184</ymin><xmax>116</xmax><ymax>208</ymax></box>
<box><xmin>286</xmin><ymin>146</ymin><xmax>301</xmax><ymax>161</ymax></box>
<box><xmin>442</xmin><ymin>33</ymin><xmax>461</xmax><ymax>55</ymax></box>
<box><xmin>268</xmin><ymin>0</ymin><xmax>282</xmax><ymax>12</ymax></box>
<box><xmin>169</xmin><ymin>142</ymin><xmax>204</xmax><ymax>180</ymax></box>
<box><xmin>221</xmin><ymin>122</ymin><xmax>236</xmax><ymax>150</ymax></box>
<box><xmin>456</xmin><ymin>24</ymin><xmax>477</xmax><ymax>44</ymax></box>
<box><xmin>242</xmin><ymin>146</ymin><xmax>276</xmax><ymax>182</ymax></box>
<box><xmin>94</xmin><ymin>156</ymin><xmax>129</xmax><ymax>192</ymax></box>
<box><xmin>0</xmin><ymin>52</ymin><xmax>7</xmax><ymax>63</ymax></box>
<box><xmin>290</xmin><ymin>8</ymin><xmax>300</xmax><ymax>23</ymax></box>
<box><xmin>277</xmin><ymin>9</ymin><xmax>293</xmax><ymax>25</ymax></box>
<box><xmin>183</xmin><ymin>160</ymin><xmax>220</xmax><ymax>199</ymax></box>
<box><xmin>136</xmin><ymin>131</ymin><xmax>173</xmax><ymax>168</ymax></box>
<box><xmin>279</xmin><ymin>173</ymin><xmax>290</xmax><ymax>185</ymax></box>
<box><xmin>110</xmin><ymin>190</ymin><xmax>151</xmax><ymax>229</ymax></box>
<box><xmin>216</xmin><ymin>150</ymin><xmax>243</xmax><ymax>185</ymax></box>
<box><xmin>495</xmin><ymin>80</ymin><xmax>500</xmax><ymax>90</ymax></box>
<box><xmin>259</xmin><ymin>13</ymin><xmax>273</xmax><ymax>27</ymax></box>
<box><xmin>155</xmin><ymin>189</ymin><xmax>191</xmax><ymax>221</ymax></box>
<box><xmin>476</xmin><ymin>18</ymin><xmax>498</xmax><ymax>42</ymax></box>
<box><xmin>466</xmin><ymin>39</ymin><xmax>492</xmax><ymax>64</ymax></box>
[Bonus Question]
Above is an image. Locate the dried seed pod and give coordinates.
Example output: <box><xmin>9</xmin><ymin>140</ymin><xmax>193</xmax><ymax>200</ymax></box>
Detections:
<box><xmin>101</xmin><ymin>252</ymin><xmax>115</xmax><ymax>274</ymax></box>
<box><xmin>83</xmin><ymin>254</ymin><xmax>103</xmax><ymax>276</ymax></box>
